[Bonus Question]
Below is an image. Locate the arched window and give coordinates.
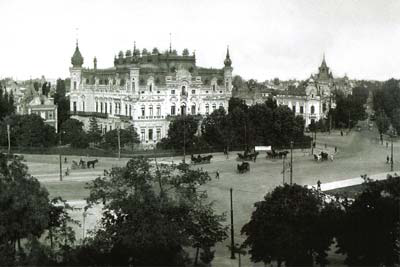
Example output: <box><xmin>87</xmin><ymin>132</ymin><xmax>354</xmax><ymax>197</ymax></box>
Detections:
<box><xmin>156</xmin><ymin>105</ymin><xmax>161</xmax><ymax>116</ymax></box>
<box><xmin>191</xmin><ymin>105</ymin><xmax>196</xmax><ymax>115</ymax></box>
<box><xmin>212</xmin><ymin>104</ymin><xmax>216</xmax><ymax>111</ymax></box>
<box><xmin>311</xmin><ymin>105</ymin><xmax>315</xmax><ymax>114</ymax></box>
<box><xmin>149</xmin><ymin>83</ymin><xmax>153</xmax><ymax>92</ymax></box>
<box><xmin>322</xmin><ymin>103</ymin><xmax>327</xmax><ymax>112</ymax></box>
<box><xmin>132</xmin><ymin>78</ymin><xmax>135</xmax><ymax>90</ymax></box>
<box><xmin>149</xmin><ymin>105</ymin><xmax>153</xmax><ymax>116</ymax></box>
<box><xmin>181</xmin><ymin>86</ymin><xmax>186</xmax><ymax>96</ymax></box>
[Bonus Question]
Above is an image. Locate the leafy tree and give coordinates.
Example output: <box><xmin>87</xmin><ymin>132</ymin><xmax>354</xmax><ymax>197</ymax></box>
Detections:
<box><xmin>375</xmin><ymin>110</ymin><xmax>390</xmax><ymax>143</ymax></box>
<box><xmin>0</xmin><ymin>84</ymin><xmax>15</xmax><ymax>120</ymax></box>
<box><xmin>330</xmin><ymin>91</ymin><xmax>366</xmax><ymax>129</ymax></box>
<box><xmin>201</xmin><ymin>107</ymin><xmax>232</xmax><ymax>149</ymax></box>
<box><xmin>77</xmin><ymin>157</ymin><xmax>227</xmax><ymax>266</ymax></box>
<box><xmin>54</xmin><ymin>79</ymin><xmax>70</xmax><ymax>129</ymax></box>
<box><xmin>391</xmin><ymin>108</ymin><xmax>400</xmax><ymax>135</ymax></box>
<box><xmin>0</xmin><ymin>154</ymin><xmax>51</xmax><ymax>264</ymax></box>
<box><xmin>87</xmin><ymin>116</ymin><xmax>102</xmax><ymax>145</ymax></box>
<box><xmin>242</xmin><ymin>184</ymin><xmax>340</xmax><ymax>267</ymax></box>
<box><xmin>232</xmin><ymin>75</ymin><xmax>245</xmax><ymax>91</ymax></box>
<box><xmin>182</xmin><ymin>48</ymin><xmax>189</xmax><ymax>56</ymax></box>
<box><xmin>123</xmin><ymin>124</ymin><xmax>140</xmax><ymax>150</ymax></box>
<box><xmin>102</xmin><ymin>128</ymin><xmax>139</xmax><ymax>150</ymax></box>
<box><xmin>273</xmin><ymin>77</ymin><xmax>280</xmax><ymax>85</ymax></box>
<box><xmin>60</xmin><ymin>118</ymin><xmax>89</xmax><ymax>148</ymax></box>
<box><xmin>161</xmin><ymin>115</ymin><xmax>200</xmax><ymax>151</ymax></box>
<box><xmin>336</xmin><ymin>176</ymin><xmax>400</xmax><ymax>266</ymax></box>
<box><xmin>152</xmin><ymin>47</ymin><xmax>159</xmax><ymax>54</ymax></box>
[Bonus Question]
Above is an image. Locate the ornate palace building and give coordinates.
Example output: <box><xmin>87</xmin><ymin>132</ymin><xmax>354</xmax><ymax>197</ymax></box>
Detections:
<box><xmin>276</xmin><ymin>55</ymin><xmax>338</xmax><ymax>126</ymax></box>
<box><xmin>69</xmin><ymin>42</ymin><xmax>233</xmax><ymax>146</ymax></box>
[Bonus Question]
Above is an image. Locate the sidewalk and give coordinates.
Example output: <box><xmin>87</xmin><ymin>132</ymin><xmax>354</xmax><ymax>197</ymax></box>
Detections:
<box><xmin>307</xmin><ymin>171</ymin><xmax>398</xmax><ymax>191</ymax></box>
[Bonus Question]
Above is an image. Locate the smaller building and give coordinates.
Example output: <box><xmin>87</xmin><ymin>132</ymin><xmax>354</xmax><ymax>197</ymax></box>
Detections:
<box><xmin>27</xmin><ymin>95</ymin><xmax>58</xmax><ymax>131</ymax></box>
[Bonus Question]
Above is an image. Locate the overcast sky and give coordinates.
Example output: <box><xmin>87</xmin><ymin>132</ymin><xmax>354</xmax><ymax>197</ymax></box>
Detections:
<box><xmin>1</xmin><ymin>0</ymin><xmax>400</xmax><ymax>81</ymax></box>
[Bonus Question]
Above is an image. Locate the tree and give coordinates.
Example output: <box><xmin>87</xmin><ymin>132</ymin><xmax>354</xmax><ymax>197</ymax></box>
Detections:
<box><xmin>87</xmin><ymin>116</ymin><xmax>102</xmax><ymax>145</ymax></box>
<box><xmin>161</xmin><ymin>115</ymin><xmax>200</xmax><ymax>151</ymax></box>
<box><xmin>182</xmin><ymin>48</ymin><xmax>189</xmax><ymax>56</ymax></box>
<box><xmin>201</xmin><ymin>107</ymin><xmax>232</xmax><ymax>149</ymax></box>
<box><xmin>60</xmin><ymin>118</ymin><xmax>89</xmax><ymax>148</ymax></box>
<box><xmin>152</xmin><ymin>47</ymin><xmax>159</xmax><ymax>54</ymax></box>
<box><xmin>54</xmin><ymin>79</ymin><xmax>70</xmax><ymax>130</ymax></box>
<box><xmin>241</xmin><ymin>184</ymin><xmax>340</xmax><ymax>266</ymax></box>
<box><xmin>232</xmin><ymin>75</ymin><xmax>245</xmax><ymax>91</ymax></box>
<box><xmin>336</xmin><ymin>175</ymin><xmax>400</xmax><ymax>266</ymax></box>
<box><xmin>121</xmin><ymin>125</ymin><xmax>139</xmax><ymax>150</ymax></box>
<box><xmin>375</xmin><ymin>110</ymin><xmax>390</xmax><ymax>143</ymax></box>
<box><xmin>0</xmin><ymin>154</ymin><xmax>51</xmax><ymax>264</ymax></box>
<box><xmin>391</xmin><ymin>108</ymin><xmax>400</xmax><ymax>135</ymax></box>
<box><xmin>78</xmin><ymin>157</ymin><xmax>227</xmax><ymax>266</ymax></box>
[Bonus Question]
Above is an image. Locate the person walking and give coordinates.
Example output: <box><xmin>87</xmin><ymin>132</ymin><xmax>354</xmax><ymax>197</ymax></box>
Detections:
<box><xmin>334</xmin><ymin>146</ymin><xmax>337</xmax><ymax>153</ymax></box>
<box><xmin>64</xmin><ymin>157</ymin><xmax>67</xmax><ymax>163</ymax></box>
<box><xmin>387</xmin><ymin>155</ymin><xmax>390</xmax><ymax>164</ymax></box>
<box><xmin>317</xmin><ymin>180</ymin><xmax>321</xmax><ymax>191</ymax></box>
<box><xmin>215</xmin><ymin>170</ymin><xmax>220</xmax><ymax>179</ymax></box>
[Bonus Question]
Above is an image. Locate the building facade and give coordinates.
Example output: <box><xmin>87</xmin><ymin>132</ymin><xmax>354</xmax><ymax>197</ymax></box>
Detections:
<box><xmin>27</xmin><ymin>94</ymin><xmax>58</xmax><ymax>131</ymax></box>
<box><xmin>276</xmin><ymin>56</ymin><xmax>337</xmax><ymax>126</ymax></box>
<box><xmin>69</xmin><ymin>42</ymin><xmax>233</xmax><ymax>146</ymax></box>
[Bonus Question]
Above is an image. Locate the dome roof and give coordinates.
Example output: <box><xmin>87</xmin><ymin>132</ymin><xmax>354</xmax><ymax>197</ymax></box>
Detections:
<box><xmin>71</xmin><ymin>42</ymin><xmax>84</xmax><ymax>67</ymax></box>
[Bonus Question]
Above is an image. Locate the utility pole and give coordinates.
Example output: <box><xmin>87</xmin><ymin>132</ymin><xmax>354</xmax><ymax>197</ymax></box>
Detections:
<box><xmin>117</xmin><ymin>125</ymin><xmax>121</xmax><ymax>160</ymax></box>
<box><xmin>59</xmin><ymin>132</ymin><xmax>62</xmax><ymax>182</ymax></box>
<box><xmin>230</xmin><ymin>188</ymin><xmax>235</xmax><ymax>259</ymax></box>
<box><xmin>290</xmin><ymin>141</ymin><xmax>293</xmax><ymax>185</ymax></box>
<box><xmin>282</xmin><ymin>157</ymin><xmax>286</xmax><ymax>184</ymax></box>
<box><xmin>7</xmin><ymin>124</ymin><xmax>10</xmax><ymax>156</ymax></box>
<box><xmin>391</xmin><ymin>134</ymin><xmax>394</xmax><ymax>172</ymax></box>
<box><xmin>183</xmin><ymin>114</ymin><xmax>186</xmax><ymax>163</ymax></box>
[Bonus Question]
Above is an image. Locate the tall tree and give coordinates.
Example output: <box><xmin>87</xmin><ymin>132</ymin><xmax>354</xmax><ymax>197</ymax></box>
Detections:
<box><xmin>60</xmin><ymin>118</ymin><xmax>89</xmax><ymax>148</ymax></box>
<box><xmin>242</xmin><ymin>184</ymin><xmax>341</xmax><ymax>267</ymax></box>
<box><xmin>336</xmin><ymin>176</ymin><xmax>400</xmax><ymax>266</ymax></box>
<box><xmin>87</xmin><ymin>117</ymin><xmax>102</xmax><ymax>145</ymax></box>
<box><xmin>54</xmin><ymin>79</ymin><xmax>70</xmax><ymax>129</ymax></box>
<box><xmin>160</xmin><ymin>115</ymin><xmax>200</xmax><ymax>151</ymax></box>
<box><xmin>375</xmin><ymin>110</ymin><xmax>390</xmax><ymax>143</ymax></box>
<box><xmin>77</xmin><ymin>157</ymin><xmax>227</xmax><ymax>266</ymax></box>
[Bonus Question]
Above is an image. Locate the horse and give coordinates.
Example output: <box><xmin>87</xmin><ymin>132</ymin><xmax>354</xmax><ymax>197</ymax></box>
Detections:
<box><xmin>202</xmin><ymin>155</ymin><xmax>213</xmax><ymax>163</ymax></box>
<box><xmin>313</xmin><ymin>154</ymin><xmax>319</xmax><ymax>161</ymax></box>
<box><xmin>237</xmin><ymin>162</ymin><xmax>250</xmax><ymax>173</ymax></box>
<box><xmin>87</xmin><ymin>159</ymin><xmax>98</xmax><ymax>168</ymax></box>
<box><xmin>320</xmin><ymin>152</ymin><xmax>329</xmax><ymax>161</ymax></box>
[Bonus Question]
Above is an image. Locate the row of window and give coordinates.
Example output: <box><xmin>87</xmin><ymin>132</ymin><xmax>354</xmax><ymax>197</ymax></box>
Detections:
<box><xmin>140</xmin><ymin>128</ymin><xmax>162</xmax><ymax>141</ymax></box>
<box><xmin>95</xmin><ymin>102</ymin><xmax>132</xmax><ymax>116</ymax></box>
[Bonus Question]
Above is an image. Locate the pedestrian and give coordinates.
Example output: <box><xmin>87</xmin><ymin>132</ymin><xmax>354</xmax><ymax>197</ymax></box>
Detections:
<box><xmin>340</xmin><ymin>130</ymin><xmax>343</xmax><ymax>136</ymax></box>
<box><xmin>65</xmin><ymin>167</ymin><xmax>70</xmax><ymax>176</ymax></box>
<box><xmin>324</xmin><ymin>143</ymin><xmax>327</xmax><ymax>149</ymax></box>
<box><xmin>215</xmin><ymin>170</ymin><xmax>220</xmax><ymax>179</ymax></box>
<box><xmin>386</xmin><ymin>142</ymin><xmax>388</xmax><ymax>148</ymax></box>
<box><xmin>317</xmin><ymin>180</ymin><xmax>321</xmax><ymax>190</ymax></box>
<box><xmin>387</xmin><ymin>155</ymin><xmax>390</xmax><ymax>164</ymax></box>
<box><xmin>334</xmin><ymin>146</ymin><xmax>337</xmax><ymax>153</ymax></box>
<box><xmin>64</xmin><ymin>157</ymin><xmax>67</xmax><ymax>163</ymax></box>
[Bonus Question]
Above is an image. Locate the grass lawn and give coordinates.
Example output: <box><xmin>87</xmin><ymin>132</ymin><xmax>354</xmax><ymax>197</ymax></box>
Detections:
<box><xmin>44</xmin><ymin>181</ymin><xmax>90</xmax><ymax>200</ymax></box>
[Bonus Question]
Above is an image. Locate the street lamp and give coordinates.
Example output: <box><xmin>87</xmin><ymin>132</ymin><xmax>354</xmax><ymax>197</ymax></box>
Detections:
<box><xmin>389</xmin><ymin>125</ymin><xmax>396</xmax><ymax>172</ymax></box>
<box><xmin>290</xmin><ymin>141</ymin><xmax>293</xmax><ymax>185</ymax></box>
<box><xmin>59</xmin><ymin>130</ymin><xmax>65</xmax><ymax>181</ymax></box>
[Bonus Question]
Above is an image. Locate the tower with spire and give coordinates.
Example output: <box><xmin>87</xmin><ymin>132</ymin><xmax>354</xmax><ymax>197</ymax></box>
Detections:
<box><xmin>70</xmin><ymin>41</ymin><xmax>83</xmax><ymax>93</ymax></box>
<box><xmin>223</xmin><ymin>46</ymin><xmax>233</xmax><ymax>91</ymax></box>
<box><xmin>317</xmin><ymin>53</ymin><xmax>332</xmax><ymax>81</ymax></box>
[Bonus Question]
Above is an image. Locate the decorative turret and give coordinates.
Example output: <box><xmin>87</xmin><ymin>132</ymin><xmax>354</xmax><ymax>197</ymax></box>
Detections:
<box><xmin>224</xmin><ymin>46</ymin><xmax>232</xmax><ymax>67</ymax></box>
<box><xmin>71</xmin><ymin>41</ymin><xmax>84</xmax><ymax>68</ymax></box>
<box><xmin>94</xmin><ymin>57</ymin><xmax>97</xmax><ymax>69</ymax></box>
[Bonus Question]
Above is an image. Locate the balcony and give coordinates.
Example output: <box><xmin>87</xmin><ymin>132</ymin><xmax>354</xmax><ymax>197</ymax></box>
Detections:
<box><xmin>116</xmin><ymin>114</ymin><xmax>132</xmax><ymax>121</ymax></box>
<box><xmin>137</xmin><ymin>115</ymin><xmax>165</xmax><ymax>120</ymax></box>
<box><xmin>69</xmin><ymin>111</ymin><xmax>108</xmax><ymax>119</ymax></box>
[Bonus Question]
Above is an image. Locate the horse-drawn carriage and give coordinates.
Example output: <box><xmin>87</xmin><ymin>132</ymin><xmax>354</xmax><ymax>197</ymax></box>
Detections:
<box><xmin>191</xmin><ymin>154</ymin><xmax>213</xmax><ymax>164</ymax></box>
<box><xmin>237</xmin><ymin>151</ymin><xmax>259</xmax><ymax>162</ymax></box>
<box><xmin>266</xmin><ymin>149</ymin><xmax>289</xmax><ymax>159</ymax></box>
<box><xmin>313</xmin><ymin>151</ymin><xmax>331</xmax><ymax>162</ymax></box>
<box><xmin>71</xmin><ymin>158</ymin><xmax>99</xmax><ymax>170</ymax></box>
<box><xmin>237</xmin><ymin>162</ymin><xmax>250</xmax><ymax>173</ymax></box>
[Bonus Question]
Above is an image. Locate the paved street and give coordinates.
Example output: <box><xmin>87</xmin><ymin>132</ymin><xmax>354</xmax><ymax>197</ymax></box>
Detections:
<box><xmin>19</xmin><ymin>122</ymin><xmax>399</xmax><ymax>266</ymax></box>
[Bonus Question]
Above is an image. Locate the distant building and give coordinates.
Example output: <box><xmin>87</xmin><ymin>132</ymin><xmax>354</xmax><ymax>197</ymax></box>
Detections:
<box><xmin>27</xmin><ymin>94</ymin><xmax>58</xmax><ymax>131</ymax></box>
<box><xmin>276</xmin><ymin>55</ymin><xmax>337</xmax><ymax>126</ymax></box>
<box><xmin>2</xmin><ymin>78</ymin><xmax>58</xmax><ymax>131</ymax></box>
<box><xmin>69</xmin><ymin>42</ymin><xmax>233</xmax><ymax>146</ymax></box>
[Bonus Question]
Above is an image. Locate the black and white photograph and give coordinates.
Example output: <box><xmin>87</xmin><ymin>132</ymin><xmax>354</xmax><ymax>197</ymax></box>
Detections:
<box><xmin>0</xmin><ymin>0</ymin><xmax>399</xmax><ymax>266</ymax></box>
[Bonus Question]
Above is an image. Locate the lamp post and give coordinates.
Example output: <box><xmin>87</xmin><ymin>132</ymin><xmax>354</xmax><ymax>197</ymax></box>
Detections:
<box><xmin>7</xmin><ymin>124</ymin><xmax>10</xmax><ymax>156</ymax></box>
<box><xmin>230</xmin><ymin>188</ymin><xmax>235</xmax><ymax>259</ymax></box>
<box><xmin>59</xmin><ymin>131</ymin><xmax>64</xmax><ymax>182</ymax></box>
<box><xmin>290</xmin><ymin>141</ymin><xmax>293</xmax><ymax>185</ymax></box>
